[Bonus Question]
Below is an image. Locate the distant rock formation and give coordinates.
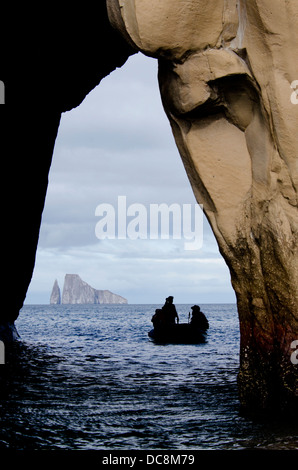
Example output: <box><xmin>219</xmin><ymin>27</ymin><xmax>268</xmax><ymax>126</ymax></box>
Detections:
<box><xmin>50</xmin><ymin>274</ymin><xmax>127</xmax><ymax>305</ymax></box>
<box><xmin>50</xmin><ymin>279</ymin><xmax>61</xmax><ymax>304</ymax></box>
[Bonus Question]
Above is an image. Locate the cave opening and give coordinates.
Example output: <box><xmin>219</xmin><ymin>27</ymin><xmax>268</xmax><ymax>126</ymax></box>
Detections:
<box><xmin>25</xmin><ymin>52</ymin><xmax>234</xmax><ymax>307</ymax></box>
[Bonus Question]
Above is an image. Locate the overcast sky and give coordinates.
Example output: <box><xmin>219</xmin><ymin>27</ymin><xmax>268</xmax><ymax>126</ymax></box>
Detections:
<box><xmin>25</xmin><ymin>53</ymin><xmax>236</xmax><ymax>305</ymax></box>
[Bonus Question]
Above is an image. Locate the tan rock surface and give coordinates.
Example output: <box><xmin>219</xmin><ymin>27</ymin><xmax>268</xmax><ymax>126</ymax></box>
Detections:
<box><xmin>107</xmin><ymin>0</ymin><xmax>298</xmax><ymax>411</ymax></box>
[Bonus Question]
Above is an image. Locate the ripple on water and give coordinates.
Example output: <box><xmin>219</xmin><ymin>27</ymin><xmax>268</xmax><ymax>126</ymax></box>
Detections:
<box><xmin>0</xmin><ymin>304</ymin><xmax>297</xmax><ymax>450</ymax></box>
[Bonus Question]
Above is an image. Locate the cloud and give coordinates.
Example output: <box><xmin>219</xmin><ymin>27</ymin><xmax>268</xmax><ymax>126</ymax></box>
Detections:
<box><xmin>26</xmin><ymin>53</ymin><xmax>235</xmax><ymax>305</ymax></box>
<box><xmin>26</xmin><ymin>241</ymin><xmax>235</xmax><ymax>305</ymax></box>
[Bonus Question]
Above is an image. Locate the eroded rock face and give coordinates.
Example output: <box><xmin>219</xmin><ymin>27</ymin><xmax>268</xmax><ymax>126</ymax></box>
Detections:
<box><xmin>2</xmin><ymin>3</ymin><xmax>135</xmax><ymax>327</ymax></box>
<box><xmin>50</xmin><ymin>280</ymin><xmax>61</xmax><ymax>305</ymax></box>
<box><xmin>107</xmin><ymin>0</ymin><xmax>298</xmax><ymax>411</ymax></box>
<box><xmin>61</xmin><ymin>274</ymin><xmax>127</xmax><ymax>304</ymax></box>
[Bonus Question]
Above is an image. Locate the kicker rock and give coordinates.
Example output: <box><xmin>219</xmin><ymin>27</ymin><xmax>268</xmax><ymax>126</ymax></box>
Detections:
<box><xmin>107</xmin><ymin>0</ymin><xmax>298</xmax><ymax>412</ymax></box>
<box><xmin>61</xmin><ymin>274</ymin><xmax>127</xmax><ymax>304</ymax></box>
<box><xmin>50</xmin><ymin>279</ymin><xmax>61</xmax><ymax>305</ymax></box>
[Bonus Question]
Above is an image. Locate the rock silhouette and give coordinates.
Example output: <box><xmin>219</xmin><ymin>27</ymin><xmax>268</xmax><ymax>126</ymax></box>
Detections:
<box><xmin>59</xmin><ymin>274</ymin><xmax>127</xmax><ymax>304</ymax></box>
<box><xmin>50</xmin><ymin>279</ymin><xmax>61</xmax><ymax>305</ymax></box>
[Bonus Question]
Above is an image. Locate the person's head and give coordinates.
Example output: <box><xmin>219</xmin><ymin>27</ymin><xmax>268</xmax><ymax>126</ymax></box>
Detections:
<box><xmin>191</xmin><ymin>305</ymin><xmax>200</xmax><ymax>312</ymax></box>
<box><xmin>166</xmin><ymin>296</ymin><xmax>174</xmax><ymax>304</ymax></box>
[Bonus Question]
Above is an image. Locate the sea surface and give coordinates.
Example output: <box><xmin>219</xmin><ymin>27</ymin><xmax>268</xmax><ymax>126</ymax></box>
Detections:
<box><xmin>0</xmin><ymin>304</ymin><xmax>297</xmax><ymax>450</ymax></box>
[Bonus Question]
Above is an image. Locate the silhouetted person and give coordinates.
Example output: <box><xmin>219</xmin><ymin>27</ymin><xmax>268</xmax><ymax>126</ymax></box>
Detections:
<box><xmin>151</xmin><ymin>308</ymin><xmax>167</xmax><ymax>329</ymax></box>
<box><xmin>162</xmin><ymin>296</ymin><xmax>179</xmax><ymax>324</ymax></box>
<box><xmin>190</xmin><ymin>305</ymin><xmax>209</xmax><ymax>330</ymax></box>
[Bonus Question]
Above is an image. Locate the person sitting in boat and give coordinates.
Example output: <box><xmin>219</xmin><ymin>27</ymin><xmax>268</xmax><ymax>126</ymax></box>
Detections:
<box><xmin>190</xmin><ymin>305</ymin><xmax>209</xmax><ymax>330</ymax></box>
<box><xmin>151</xmin><ymin>308</ymin><xmax>168</xmax><ymax>328</ymax></box>
<box><xmin>161</xmin><ymin>296</ymin><xmax>179</xmax><ymax>324</ymax></box>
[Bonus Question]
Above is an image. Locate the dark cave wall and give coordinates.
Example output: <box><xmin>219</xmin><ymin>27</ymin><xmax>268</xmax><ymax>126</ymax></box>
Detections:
<box><xmin>1</xmin><ymin>3</ymin><xmax>135</xmax><ymax>323</ymax></box>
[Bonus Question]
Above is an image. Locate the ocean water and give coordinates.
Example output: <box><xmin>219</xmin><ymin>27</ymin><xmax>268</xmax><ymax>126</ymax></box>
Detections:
<box><xmin>0</xmin><ymin>304</ymin><xmax>297</xmax><ymax>450</ymax></box>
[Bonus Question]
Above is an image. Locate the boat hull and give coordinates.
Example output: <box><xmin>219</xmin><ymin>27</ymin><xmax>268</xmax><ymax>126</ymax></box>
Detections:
<box><xmin>148</xmin><ymin>323</ymin><xmax>207</xmax><ymax>344</ymax></box>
